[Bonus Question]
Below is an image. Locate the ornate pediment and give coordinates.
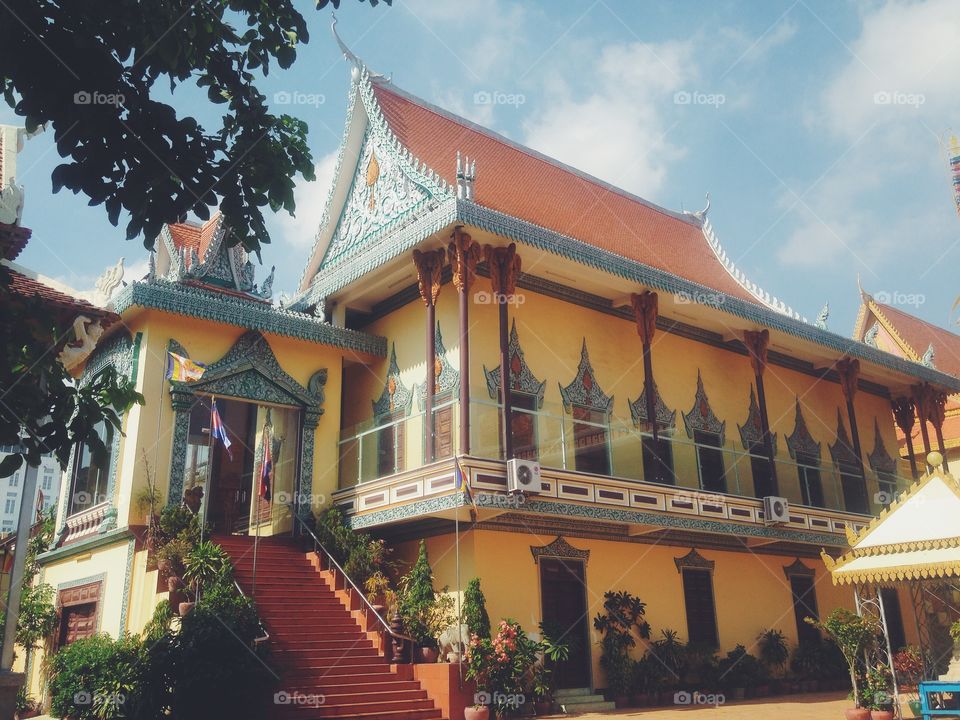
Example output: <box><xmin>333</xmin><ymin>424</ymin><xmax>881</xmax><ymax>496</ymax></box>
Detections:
<box><xmin>674</xmin><ymin>548</ymin><xmax>715</xmax><ymax>573</ymax></box>
<box><xmin>176</xmin><ymin>331</ymin><xmax>323</xmax><ymax>411</ymax></box>
<box><xmin>373</xmin><ymin>343</ymin><xmax>414</xmax><ymax>417</ymax></box>
<box><xmin>829</xmin><ymin>409</ymin><xmax>860</xmax><ymax>468</ymax></box>
<box><xmin>81</xmin><ymin>329</ymin><xmax>136</xmax><ymax>384</ymax></box>
<box><xmin>484</xmin><ymin>320</ymin><xmax>546</xmax><ymax>408</ymax></box>
<box><xmin>786</xmin><ymin>399</ymin><xmax>821</xmax><ymax>463</ymax></box>
<box><xmin>682</xmin><ymin>371</ymin><xmax>725</xmax><ymax>443</ymax></box>
<box><xmin>867</xmin><ymin>419</ymin><xmax>896</xmax><ymax>475</ymax></box>
<box><xmin>628</xmin><ymin>380</ymin><xmax>676</xmax><ymax>430</ymax></box>
<box><xmin>418</xmin><ymin>324</ymin><xmax>460</xmax><ymax>405</ymax></box>
<box><xmin>530</xmin><ymin>536</ymin><xmax>590</xmax><ymax>565</ymax></box>
<box><xmin>737</xmin><ymin>385</ymin><xmax>778</xmax><ymax>453</ymax></box>
<box><xmin>782</xmin><ymin>558</ymin><xmax>815</xmax><ymax>579</ymax></box>
<box><xmin>559</xmin><ymin>340</ymin><xmax>613</xmax><ymax>413</ymax></box>
<box><xmin>321</xmin><ymin>131</ymin><xmax>432</xmax><ymax>270</ymax></box>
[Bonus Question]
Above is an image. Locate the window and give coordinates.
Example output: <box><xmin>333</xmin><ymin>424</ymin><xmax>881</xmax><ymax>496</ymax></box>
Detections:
<box><xmin>749</xmin><ymin>443</ymin><xmax>776</xmax><ymax>498</ymax></box>
<box><xmin>8</xmin><ymin>473</ymin><xmax>18</xmax><ymax>488</ymax></box>
<box><xmin>797</xmin><ymin>454</ymin><xmax>825</xmax><ymax>508</ymax></box>
<box><xmin>67</xmin><ymin>421</ymin><xmax>113</xmax><ymax>515</ymax></box>
<box><xmin>681</xmin><ymin>568</ymin><xmax>719</xmax><ymax>647</ymax></box>
<box><xmin>431</xmin><ymin>399</ymin><xmax>455</xmax><ymax>463</ymax></box>
<box><xmin>642</xmin><ymin>435</ymin><xmax>675</xmax><ymax>485</ymax></box>
<box><xmin>510</xmin><ymin>393</ymin><xmax>539</xmax><ymax>461</ymax></box>
<box><xmin>694</xmin><ymin>430</ymin><xmax>726</xmax><ymax>494</ymax></box>
<box><xmin>572</xmin><ymin>406</ymin><xmax>610</xmax><ymax>475</ymax></box>
<box><xmin>3</xmin><ymin>499</ymin><xmax>14</xmax><ymax>514</ymax></box>
<box><xmin>42</xmin><ymin>477</ymin><xmax>52</xmax><ymax>491</ymax></box>
<box><xmin>377</xmin><ymin>413</ymin><xmax>405</xmax><ymax>477</ymax></box>
<box><xmin>879</xmin><ymin>588</ymin><xmax>906</xmax><ymax>651</ymax></box>
<box><xmin>838</xmin><ymin>460</ymin><xmax>869</xmax><ymax>514</ymax></box>
<box><xmin>789</xmin><ymin>574</ymin><xmax>820</xmax><ymax>647</ymax></box>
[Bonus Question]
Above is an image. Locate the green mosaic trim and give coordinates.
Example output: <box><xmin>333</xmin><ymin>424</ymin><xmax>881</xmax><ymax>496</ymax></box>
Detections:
<box><xmin>346</xmin><ymin>490</ymin><xmax>846</xmax><ymax>547</ymax></box>
<box><xmin>119</xmin><ymin>536</ymin><xmax>136</xmax><ymax>635</ymax></box>
<box><xmin>39</xmin><ymin>528</ymin><xmax>134</xmax><ymax>564</ymax></box>
<box><xmin>112</xmin><ymin>279</ymin><xmax>385</xmax><ymax>357</ymax></box>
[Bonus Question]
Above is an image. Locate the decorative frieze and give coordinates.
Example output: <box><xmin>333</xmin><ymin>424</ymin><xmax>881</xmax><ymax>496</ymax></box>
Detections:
<box><xmin>674</xmin><ymin>547</ymin><xmax>715</xmax><ymax>572</ymax></box>
<box><xmin>530</xmin><ymin>536</ymin><xmax>590</xmax><ymax>565</ymax></box>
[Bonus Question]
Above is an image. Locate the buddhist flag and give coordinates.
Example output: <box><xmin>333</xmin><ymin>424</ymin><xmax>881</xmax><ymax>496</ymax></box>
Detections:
<box><xmin>259</xmin><ymin>422</ymin><xmax>273</xmax><ymax>501</ymax></box>
<box><xmin>209</xmin><ymin>399</ymin><xmax>232</xmax><ymax>460</ymax></box>
<box><xmin>165</xmin><ymin>352</ymin><xmax>206</xmax><ymax>382</ymax></box>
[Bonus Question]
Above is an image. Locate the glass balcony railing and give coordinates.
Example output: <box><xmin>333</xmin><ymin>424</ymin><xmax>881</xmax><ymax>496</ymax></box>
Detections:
<box><xmin>337</xmin><ymin>396</ymin><xmax>913</xmax><ymax>517</ymax></box>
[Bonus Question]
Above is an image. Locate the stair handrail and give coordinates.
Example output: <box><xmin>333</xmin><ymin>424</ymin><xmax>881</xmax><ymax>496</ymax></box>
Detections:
<box><xmin>291</xmin><ymin>511</ymin><xmax>414</xmax><ymax>661</ymax></box>
<box><xmin>232</xmin><ymin>577</ymin><xmax>271</xmax><ymax>647</ymax></box>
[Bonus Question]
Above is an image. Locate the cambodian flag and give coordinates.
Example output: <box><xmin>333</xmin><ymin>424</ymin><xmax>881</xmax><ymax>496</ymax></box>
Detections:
<box><xmin>260</xmin><ymin>423</ymin><xmax>272</xmax><ymax>501</ymax></box>
<box><xmin>209</xmin><ymin>399</ymin><xmax>232</xmax><ymax>460</ymax></box>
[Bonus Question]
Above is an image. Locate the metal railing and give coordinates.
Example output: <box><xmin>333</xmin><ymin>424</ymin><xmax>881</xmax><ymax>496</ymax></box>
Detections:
<box><xmin>231</xmin><ymin>577</ymin><xmax>271</xmax><ymax>647</ymax></box>
<box><xmin>291</xmin><ymin>511</ymin><xmax>413</xmax><ymax>663</ymax></box>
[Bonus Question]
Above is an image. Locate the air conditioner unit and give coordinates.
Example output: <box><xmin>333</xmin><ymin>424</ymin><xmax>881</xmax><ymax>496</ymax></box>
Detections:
<box><xmin>506</xmin><ymin>458</ymin><xmax>543</xmax><ymax>495</ymax></box>
<box><xmin>763</xmin><ymin>495</ymin><xmax>790</xmax><ymax>525</ymax></box>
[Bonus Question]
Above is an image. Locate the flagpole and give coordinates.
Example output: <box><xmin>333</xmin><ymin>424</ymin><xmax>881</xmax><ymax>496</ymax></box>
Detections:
<box><xmin>455</xmin><ymin>457</ymin><xmax>462</xmax><ymax>688</ymax></box>
<box><xmin>252</xmin><ymin>413</ymin><xmax>269</xmax><ymax>599</ymax></box>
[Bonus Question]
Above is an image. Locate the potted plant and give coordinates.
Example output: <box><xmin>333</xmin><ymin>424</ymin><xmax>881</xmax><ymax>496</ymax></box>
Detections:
<box><xmin>463</xmin><ymin>577</ymin><xmax>492</xmax><ymax>639</ymax></box>
<box><xmin>758</xmin><ymin>628</ymin><xmax>789</xmax><ymax>692</ymax></box>
<box><xmin>181</xmin><ymin>539</ymin><xmax>229</xmax><ymax>615</ymax></box>
<box><xmin>364</xmin><ymin>570</ymin><xmax>393</xmax><ymax>615</ymax></box>
<box><xmin>807</xmin><ymin>609</ymin><xmax>881</xmax><ymax>720</ymax></box>
<box><xmin>719</xmin><ymin>645</ymin><xmax>765</xmax><ymax>700</ymax></box>
<box><xmin>863</xmin><ymin>664</ymin><xmax>895</xmax><ymax>720</ymax></box>
<box><xmin>156</xmin><ymin>535</ymin><xmax>191</xmax><ymax>592</ymax></box>
<box><xmin>397</xmin><ymin>541</ymin><xmax>454</xmax><ymax>663</ymax></box>
<box><xmin>15</xmin><ymin>687</ymin><xmax>39</xmax><ymax>719</ymax></box>
<box><xmin>651</xmin><ymin>629</ymin><xmax>686</xmax><ymax>703</ymax></box>
<box><xmin>593</xmin><ymin>590</ymin><xmax>651</xmax><ymax>707</ymax></box>
<box><xmin>530</xmin><ymin>622</ymin><xmax>569</xmax><ymax>713</ymax></box>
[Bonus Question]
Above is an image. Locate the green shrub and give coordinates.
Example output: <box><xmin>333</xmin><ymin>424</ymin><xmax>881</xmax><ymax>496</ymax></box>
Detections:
<box><xmin>462</xmin><ymin>578</ymin><xmax>491</xmax><ymax>639</ymax></box>
<box><xmin>593</xmin><ymin>591</ymin><xmax>651</xmax><ymax>696</ymax></box>
<box><xmin>718</xmin><ymin>644</ymin><xmax>766</xmax><ymax>690</ymax></box>
<box><xmin>183</xmin><ymin>540</ymin><xmax>229</xmax><ymax>593</ymax></box>
<box><xmin>47</xmin><ymin>634</ymin><xmax>145</xmax><ymax>720</ymax></box>
<box><xmin>398</xmin><ymin>540</ymin><xmax>441</xmax><ymax>647</ymax></box>
<box><xmin>757</xmin><ymin>628</ymin><xmax>789</xmax><ymax>676</ymax></box>
<box><xmin>314</xmin><ymin>506</ymin><xmax>393</xmax><ymax>589</ymax></box>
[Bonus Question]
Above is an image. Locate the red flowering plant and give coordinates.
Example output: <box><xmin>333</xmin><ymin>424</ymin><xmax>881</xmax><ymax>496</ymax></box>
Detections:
<box><xmin>464</xmin><ymin>620</ymin><xmax>544</xmax><ymax>717</ymax></box>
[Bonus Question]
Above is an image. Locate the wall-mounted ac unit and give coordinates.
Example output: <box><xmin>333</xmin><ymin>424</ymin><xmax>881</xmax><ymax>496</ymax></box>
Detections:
<box><xmin>506</xmin><ymin>458</ymin><xmax>542</xmax><ymax>495</ymax></box>
<box><xmin>763</xmin><ymin>495</ymin><xmax>790</xmax><ymax>525</ymax></box>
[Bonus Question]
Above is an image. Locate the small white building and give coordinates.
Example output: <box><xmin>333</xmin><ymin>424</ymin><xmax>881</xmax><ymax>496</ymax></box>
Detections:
<box><xmin>0</xmin><ymin>445</ymin><xmax>60</xmax><ymax>534</ymax></box>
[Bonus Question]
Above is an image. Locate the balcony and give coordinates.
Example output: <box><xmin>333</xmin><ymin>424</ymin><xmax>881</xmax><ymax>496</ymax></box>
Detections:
<box><xmin>335</xmin><ymin>398</ymin><xmax>912</xmax><ymax>536</ymax></box>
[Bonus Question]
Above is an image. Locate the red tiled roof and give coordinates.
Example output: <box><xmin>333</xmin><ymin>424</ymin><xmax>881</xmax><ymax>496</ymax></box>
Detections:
<box><xmin>870</xmin><ymin>299</ymin><xmax>960</xmax><ymax>377</ymax></box>
<box><xmin>371</xmin><ymin>80</ymin><xmax>759</xmax><ymax>304</ymax></box>
<box><xmin>6</xmin><ymin>267</ymin><xmax>116</xmax><ymax>325</ymax></box>
<box><xmin>0</xmin><ymin>222</ymin><xmax>31</xmax><ymax>261</ymax></box>
<box><xmin>168</xmin><ymin>213</ymin><xmax>222</xmax><ymax>268</ymax></box>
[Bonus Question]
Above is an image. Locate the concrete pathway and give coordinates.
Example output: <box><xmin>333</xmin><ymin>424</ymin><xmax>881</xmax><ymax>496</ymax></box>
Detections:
<box><xmin>552</xmin><ymin>691</ymin><xmax>850</xmax><ymax>718</ymax></box>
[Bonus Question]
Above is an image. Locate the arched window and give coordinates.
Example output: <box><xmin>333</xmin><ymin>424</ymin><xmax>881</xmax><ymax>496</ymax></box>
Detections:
<box><xmin>682</xmin><ymin>372</ymin><xmax>728</xmax><ymax>494</ymax></box>
<box><xmin>560</xmin><ymin>341</ymin><xmax>613</xmax><ymax>475</ymax></box>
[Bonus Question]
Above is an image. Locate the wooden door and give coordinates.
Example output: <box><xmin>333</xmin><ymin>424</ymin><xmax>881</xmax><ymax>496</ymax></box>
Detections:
<box><xmin>540</xmin><ymin>558</ymin><xmax>591</xmax><ymax>689</ymax></box>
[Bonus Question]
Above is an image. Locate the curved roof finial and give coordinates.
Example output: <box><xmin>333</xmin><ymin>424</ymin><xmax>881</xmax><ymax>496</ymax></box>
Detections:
<box><xmin>331</xmin><ymin>14</ymin><xmax>387</xmax><ymax>81</ymax></box>
<box><xmin>695</xmin><ymin>192</ymin><xmax>711</xmax><ymax>220</ymax></box>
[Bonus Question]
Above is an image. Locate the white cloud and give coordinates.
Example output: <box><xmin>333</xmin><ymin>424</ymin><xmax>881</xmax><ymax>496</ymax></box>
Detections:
<box><xmin>522</xmin><ymin>39</ymin><xmax>695</xmax><ymax>197</ymax></box>
<box><xmin>271</xmin><ymin>151</ymin><xmax>339</xmax><ymax>250</ymax></box>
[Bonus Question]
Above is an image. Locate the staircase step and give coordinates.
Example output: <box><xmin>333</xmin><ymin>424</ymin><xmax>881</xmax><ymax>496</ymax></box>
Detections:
<box><xmin>272</xmin><ymin>707</ymin><xmax>442</xmax><ymax>720</ymax></box>
<box><xmin>559</xmin><ymin>699</ymin><xmax>616</xmax><ymax>712</ymax></box>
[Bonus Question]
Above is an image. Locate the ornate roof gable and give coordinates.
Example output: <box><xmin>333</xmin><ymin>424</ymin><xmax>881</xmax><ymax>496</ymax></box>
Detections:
<box><xmin>786</xmin><ymin>399</ymin><xmax>821</xmax><ymax>462</ymax></box>
<box><xmin>682</xmin><ymin>371</ymin><xmax>725</xmax><ymax>443</ymax></box>
<box><xmin>867</xmin><ymin>419</ymin><xmax>897</xmax><ymax>475</ymax></box>
<box><xmin>484</xmin><ymin>320</ymin><xmax>546</xmax><ymax>407</ymax></box>
<box><xmin>628</xmin><ymin>380</ymin><xmax>676</xmax><ymax>430</ymax></box>
<box><xmin>373</xmin><ymin>343</ymin><xmax>414</xmax><ymax>417</ymax></box>
<box><xmin>417</xmin><ymin>324</ymin><xmax>459</xmax><ymax>405</ymax></box>
<box><xmin>737</xmin><ymin>385</ymin><xmax>778</xmax><ymax>453</ymax></box>
<box><xmin>829</xmin><ymin>408</ymin><xmax>860</xmax><ymax>468</ymax></box>
<box><xmin>559</xmin><ymin>340</ymin><xmax>613</xmax><ymax>413</ymax></box>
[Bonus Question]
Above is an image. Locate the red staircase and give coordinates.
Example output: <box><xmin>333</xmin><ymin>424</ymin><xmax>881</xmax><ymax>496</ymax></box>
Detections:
<box><xmin>216</xmin><ymin>535</ymin><xmax>446</xmax><ymax>720</ymax></box>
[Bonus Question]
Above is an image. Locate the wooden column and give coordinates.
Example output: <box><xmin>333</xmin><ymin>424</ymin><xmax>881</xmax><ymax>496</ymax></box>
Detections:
<box><xmin>928</xmin><ymin>388</ymin><xmax>948</xmax><ymax>459</ymax></box>
<box><xmin>630</xmin><ymin>291</ymin><xmax>659</xmax><ymax>444</ymax></box>
<box><xmin>484</xmin><ymin>243</ymin><xmax>521</xmax><ymax>461</ymax></box>
<box><xmin>743</xmin><ymin>329</ymin><xmax>779</xmax><ymax>495</ymax></box>
<box><xmin>836</xmin><ymin>357</ymin><xmax>866</xmax><ymax>479</ymax></box>
<box><xmin>912</xmin><ymin>383</ymin><xmax>934</xmax><ymax>459</ymax></box>
<box><xmin>413</xmin><ymin>248</ymin><xmax>446</xmax><ymax>464</ymax></box>
<box><xmin>448</xmin><ymin>227</ymin><xmax>480</xmax><ymax>454</ymax></box>
<box><xmin>892</xmin><ymin>396</ymin><xmax>919</xmax><ymax>479</ymax></box>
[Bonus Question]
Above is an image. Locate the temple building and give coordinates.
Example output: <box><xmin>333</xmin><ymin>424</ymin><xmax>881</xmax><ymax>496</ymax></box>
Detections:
<box><xmin>854</xmin><ymin>285</ymin><xmax>960</xmax><ymax>476</ymax></box>
<box><xmin>20</xmin><ymin>43</ymin><xmax>960</xmax><ymax>712</ymax></box>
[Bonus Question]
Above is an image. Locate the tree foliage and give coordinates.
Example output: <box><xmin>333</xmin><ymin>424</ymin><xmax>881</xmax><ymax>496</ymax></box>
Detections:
<box><xmin>0</xmin><ymin>0</ymin><xmax>389</xmax><ymax>254</ymax></box>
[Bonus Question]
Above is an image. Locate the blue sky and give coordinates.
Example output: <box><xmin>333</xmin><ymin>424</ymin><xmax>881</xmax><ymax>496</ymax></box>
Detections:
<box><xmin>5</xmin><ymin>0</ymin><xmax>960</xmax><ymax>336</ymax></box>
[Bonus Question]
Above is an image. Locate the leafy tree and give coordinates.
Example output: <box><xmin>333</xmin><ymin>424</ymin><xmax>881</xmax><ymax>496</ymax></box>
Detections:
<box><xmin>0</xmin><ymin>0</ymin><xmax>389</xmax><ymax>254</ymax></box>
<box><xmin>462</xmin><ymin>577</ymin><xmax>491</xmax><ymax>639</ymax></box>
<box><xmin>398</xmin><ymin>540</ymin><xmax>439</xmax><ymax>647</ymax></box>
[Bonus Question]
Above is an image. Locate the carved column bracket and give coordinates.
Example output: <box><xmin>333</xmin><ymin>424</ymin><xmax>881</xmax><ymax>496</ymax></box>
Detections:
<box><xmin>742</xmin><ymin>329</ymin><xmax>770</xmax><ymax>377</ymax></box>
<box><xmin>892</xmin><ymin>396</ymin><xmax>919</xmax><ymax>478</ymax></box>
<box><xmin>448</xmin><ymin>228</ymin><xmax>480</xmax><ymax>454</ymax></box>
<box><xmin>413</xmin><ymin>248</ymin><xmax>445</xmax><ymax>462</ymax></box>
<box><xmin>448</xmin><ymin>227</ymin><xmax>480</xmax><ymax>294</ymax></box>
<box><xmin>631</xmin><ymin>290</ymin><xmax>660</xmax><ymax>443</ymax></box>
<box><xmin>836</xmin><ymin>357</ymin><xmax>861</xmax><ymax>403</ymax></box>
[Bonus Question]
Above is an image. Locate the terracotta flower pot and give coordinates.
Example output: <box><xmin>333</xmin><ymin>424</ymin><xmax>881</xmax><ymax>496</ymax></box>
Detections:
<box><xmin>157</xmin><ymin>558</ymin><xmax>172</xmax><ymax>575</ymax></box>
<box><xmin>178</xmin><ymin>601</ymin><xmax>196</xmax><ymax>616</ymax></box>
<box><xmin>167</xmin><ymin>575</ymin><xmax>182</xmax><ymax>593</ymax></box>
<box><xmin>464</xmin><ymin>706</ymin><xmax>489</xmax><ymax>720</ymax></box>
<box><xmin>534</xmin><ymin>700</ymin><xmax>553</xmax><ymax>715</ymax></box>
<box><xmin>415</xmin><ymin>646</ymin><xmax>438</xmax><ymax>664</ymax></box>
<box><xmin>845</xmin><ymin>709</ymin><xmax>871</xmax><ymax>720</ymax></box>
<box><xmin>870</xmin><ymin>712</ymin><xmax>894</xmax><ymax>720</ymax></box>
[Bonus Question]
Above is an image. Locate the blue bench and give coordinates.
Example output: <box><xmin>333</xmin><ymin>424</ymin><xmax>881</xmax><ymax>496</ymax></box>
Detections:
<box><xmin>919</xmin><ymin>681</ymin><xmax>960</xmax><ymax>719</ymax></box>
